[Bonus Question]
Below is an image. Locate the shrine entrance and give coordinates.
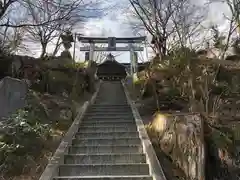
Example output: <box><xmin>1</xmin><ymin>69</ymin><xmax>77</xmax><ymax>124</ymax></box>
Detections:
<box><xmin>77</xmin><ymin>36</ymin><xmax>146</xmax><ymax>81</ymax></box>
<box><xmin>96</xmin><ymin>53</ymin><xmax>127</xmax><ymax>80</ymax></box>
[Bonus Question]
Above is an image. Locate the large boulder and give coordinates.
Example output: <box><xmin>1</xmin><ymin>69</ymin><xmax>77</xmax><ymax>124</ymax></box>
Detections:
<box><xmin>147</xmin><ymin>112</ymin><xmax>205</xmax><ymax>180</ymax></box>
<box><xmin>0</xmin><ymin>77</ymin><xmax>28</xmax><ymax>119</ymax></box>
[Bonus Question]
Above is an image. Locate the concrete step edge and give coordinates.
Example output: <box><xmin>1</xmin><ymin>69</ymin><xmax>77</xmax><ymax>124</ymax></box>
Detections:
<box><xmin>64</xmin><ymin>153</ymin><xmax>145</xmax><ymax>156</ymax></box>
<box><xmin>85</xmin><ymin>113</ymin><xmax>133</xmax><ymax>114</ymax></box>
<box><xmin>83</xmin><ymin>116</ymin><xmax>134</xmax><ymax>118</ymax></box>
<box><xmin>79</xmin><ymin>125</ymin><xmax>137</xmax><ymax>128</ymax></box>
<box><xmin>69</xmin><ymin>144</ymin><xmax>142</xmax><ymax>147</ymax></box>
<box><xmin>76</xmin><ymin>131</ymin><xmax>138</xmax><ymax>133</ymax></box>
<box><xmin>86</xmin><ymin>108</ymin><xmax>130</xmax><ymax>109</ymax></box>
<box><xmin>58</xmin><ymin>163</ymin><xmax>149</xmax><ymax>166</ymax></box>
<box><xmin>91</xmin><ymin>105</ymin><xmax>130</xmax><ymax>107</ymax></box>
<box><xmin>82</xmin><ymin>120</ymin><xmax>135</xmax><ymax>122</ymax></box>
<box><xmin>71</xmin><ymin>143</ymin><xmax>141</xmax><ymax>146</ymax></box>
<box><xmin>84</xmin><ymin>116</ymin><xmax>133</xmax><ymax>118</ymax></box>
<box><xmin>85</xmin><ymin>114</ymin><xmax>132</xmax><ymax>115</ymax></box>
<box><xmin>53</xmin><ymin>175</ymin><xmax>152</xmax><ymax>179</ymax></box>
<box><xmin>83</xmin><ymin>117</ymin><xmax>134</xmax><ymax>119</ymax></box>
<box><xmin>72</xmin><ymin>137</ymin><xmax>140</xmax><ymax>140</ymax></box>
<box><xmin>75</xmin><ymin>132</ymin><xmax>138</xmax><ymax>134</ymax></box>
<box><xmin>87</xmin><ymin>109</ymin><xmax>131</xmax><ymax>111</ymax></box>
<box><xmin>81</xmin><ymin>122</ymin><xmax>135</xmax><ymax>124</ymax></box>
<box><xmin>86</xmin><ymin>112</ymin><xmax>132</xmax><ymax>114</ymax></box>
<box><xmin>74</xmin><ymin>135</ymin><xmax>139</xmax><ymax>139</ymax></box>
<box><xmin>82</xmin><ymin>120</ymin><xmax>135</xmax><ymax>121</ymax></box>
<box><xmin>79</xmin><ymin>124</ymin><xmax>137</xmax><ymax>128</ymax></box>
<box><xmin>81</xmin><ymin>122</ymin><xmax>136</xmax><ymax>124</ymax></box>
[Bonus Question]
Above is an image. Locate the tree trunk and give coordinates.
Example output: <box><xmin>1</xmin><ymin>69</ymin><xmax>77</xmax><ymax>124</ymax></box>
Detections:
<box><xmin>52</xmin><ymin>36</ymin><xmax>62</xmax><ymax>56</ymax></box>
<box><xmin>40</xmin><ymin>43</ymin><xmax>47</xmax><ymax>59</ymax></box>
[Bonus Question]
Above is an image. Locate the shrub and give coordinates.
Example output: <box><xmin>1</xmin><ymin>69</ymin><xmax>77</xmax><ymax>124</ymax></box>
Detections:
<box><xmin>0</xmin><ymin>109</ymin><xmax>51</xmax><ymax>176</ymax></box>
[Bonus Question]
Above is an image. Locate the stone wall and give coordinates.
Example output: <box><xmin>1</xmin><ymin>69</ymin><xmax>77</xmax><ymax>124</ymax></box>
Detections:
<box><xmin>0</xmin><ymin>77</ymin><xmax>28</xmax><ymax>119</ymax></box>
<box><xmin>147</xmin><ymin>112</ymin><xmax>205</xmax><ymax>180</ymax></box>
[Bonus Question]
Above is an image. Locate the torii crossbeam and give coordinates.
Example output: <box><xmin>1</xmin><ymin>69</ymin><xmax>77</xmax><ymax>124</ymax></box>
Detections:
<box><xmin>80</xmin><ymin>46</ymin><xmax>144</xmax><ymax>52</ymax></box>
<box><xmin>78</xmin><ymin>36</ymin><xmax>146</xmax><ymax>44</ymax></box>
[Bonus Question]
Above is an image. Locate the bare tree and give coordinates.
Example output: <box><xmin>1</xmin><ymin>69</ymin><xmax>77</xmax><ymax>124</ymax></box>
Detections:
<box><xmin>209</xmin><ymin>0</ymin><xmax>240</xmax><ymax>34</ymax></box>
<box><xmin>22</xmin><ymin>0</ymin><xmax>81</xmax><ymax>58</ymax></box>
<box><xmin>0</xmin><ymin>25</ymin><xmax>26</xmax><ymax>54</ymax></box>
<box><xmin>129</xmin><ymin>0</ymin><xmax>170</xmax><ymax>57</ymax></box>
<box><xmin>0</xmin><ymin>0</ymin><xmax>68</xmax><ymax>28</ymax></box>
<box><xmin>129</xmin><ymin>0</ymin><xmax>206</xmax><ymax>58</ymax></box>
<box><xmin>171</xmin><ymin>0</ymin><xmax>206</xmax><ymax>50</ymax></box>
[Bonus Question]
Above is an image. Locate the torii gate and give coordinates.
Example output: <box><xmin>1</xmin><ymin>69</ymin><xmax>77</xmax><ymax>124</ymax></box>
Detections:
<box><xmin>77</xmin><ymin>36</ymin><xmax>146</xmax><ymax>76</ymax></box>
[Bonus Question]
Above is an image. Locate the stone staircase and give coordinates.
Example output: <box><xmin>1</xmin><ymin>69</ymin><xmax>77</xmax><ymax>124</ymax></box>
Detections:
<box><xmin>40</xmin><ymin>81</ymin><xmax>166</xmax><ymax>180</ymax></box>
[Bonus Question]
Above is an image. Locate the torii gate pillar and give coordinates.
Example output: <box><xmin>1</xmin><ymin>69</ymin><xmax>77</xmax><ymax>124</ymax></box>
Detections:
<box><xmin>89</xmin><ymin>43</ymin><xmax>94</xmax><ymax>66</ymax></box>
<box><xmin>129</xmin><ymin>44</ymin><xmax>136</xmax><ymax>77</ymax></box>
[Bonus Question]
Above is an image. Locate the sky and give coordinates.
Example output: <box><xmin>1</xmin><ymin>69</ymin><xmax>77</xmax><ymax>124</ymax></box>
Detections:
<box><xmin>23</xmin><ymin>0</ymin><xmax>233</xmax><ymax>63</ymax></box>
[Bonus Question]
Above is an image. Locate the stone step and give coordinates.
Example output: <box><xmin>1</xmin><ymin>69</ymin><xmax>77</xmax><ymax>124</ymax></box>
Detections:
<box><xmin>68</xmin><ymin>145</ymin><xmax>143</xmax><ymax>154</ymax></box>
<box><xmin>93</xmin><ymin>101</ymin><xmax>128</xmax><ymax>103</ymax></box>
<box><xmin>95</xmin><ymin>94</ymin><xmax>126</xmax><ymax>96</ymax></box>
<box><xmin>91</xmin><ymin>105</ymin><xmax>130</xmax><ymax>108</ymax></box>
<box><xmin>89</xmin><ymin>109</ymin><xmax>131</xmax><ymax>112</ymax></box>
<box><xmin>95</xmin><ymin>99</ymin><xmax>128</xmax><ymax>102</ymax></box>
<box><xmin>95</xmin><ymin>94</ymin><xmax>125</xmax><ymax>96</ymax></box>
<box><xmin>78</xmin><ymin>126</ymin><xmax>138</xmax><ymax>132</ymax></box>
<box><xmin>53</xmin><ymin>175</ymin><xmax>152</xmax><ymax>180</ymax></box>
<box><xmin>58</xmin><ymin>164</ymin><xmax>150</xmax><ymax>176</ymax></box>
<box><xmin>94</xmin><ymin>103</ymin><xmax>129</xmax><ymax>105</ymax></box>
<box><xmin>75</xmin><ymin>132</ymin><xmax>139</xmax><ymax>138</ymax></box>
<box><xmin>84</xmin><ymin>115</ymin><xmax>134</xmax><ymax>119</ymax></box>
<box><xmin>89</xmin><ymin>108</ymin><xmax>131</xmax><ymax>111</ymax></box>
<box><xmin>39</xmin><ymin>82</ymin><xmax>157</xmax><ymax>180</ymax></box>
<box><xmin>94</xmin><ymin>102</ymin><xmax>129</xmax><ymax>105</ymax></box>
<box><xmin>96</xmin><ymin>95</ymin><xmax>125</xmax><ymax>97</ymax></box>
<box><xmin>95</xmin><ymin>96</ymin><xmax>126</xmax><ymax>98</ymax></box>
<box><xmin>95</xmin><ymin>104</ymin><xmax>129</xmax><ymax>106</ymax></box>
<box><xmin>83</xmin><ymin>115</ymin><xmax>134</xmax><ymax>119</ymax></box>
<box><xmin>79</xmin><ymin>124</ymin><xmax>137</xmax><ymax>129</ymax></box>
<box><xmin>64</xmin><ymin>153</ymin><xmax>146</xmax><ymax>164</ymax></box>
<box><xmin>87</xmin><ymin>109</ymin><xmax>132</xmax><ymax>112</ymax></box>
<box><xmin>80</xmin><ymin>121</ymin><xmax>136</xmax><ymax>126</ymax></box>
<box><xmin>83</xmin><ymin>117</ymin><xmax>135</xmax><ymax>122</ymax></box>
<box><xmin>82</xmin><ymin>119</ymin><xmax>135</xmax><ymax>123</ymax></box>
<box><xmin>85</xmin><ymin>112</ymin><xmax>133</xmax><ymax>116</ymax></box>
<box><xmin>87</xmin><ymin>111</ymin><xmax>132</xmax><ymax>114</ymax></box>
<box><xmin>72</xmin><ymin>137</ymin><xmax>141</xmax><ymax>146</ymax></box>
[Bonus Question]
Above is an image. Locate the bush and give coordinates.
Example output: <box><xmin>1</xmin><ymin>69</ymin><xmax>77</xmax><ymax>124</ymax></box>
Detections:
<box><xmin>64</xmin><ymin>62</ymin><xmax>88</xmax><ymax>69</ymax></box>
<box><xmin>0</xmin><ymin>109</ymin><xmax>51</xmax><ymax>176</ymax></box>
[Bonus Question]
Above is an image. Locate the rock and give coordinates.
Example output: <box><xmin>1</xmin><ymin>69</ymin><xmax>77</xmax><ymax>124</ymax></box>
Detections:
<box><xmin>59</xmin><ymin>108</ymin><xmax>73</xmax><ymax>121</ymax></box>
<box><xmin>149</xmin><ymin>112</ymin><xmax>204</xmax><ymax>180</ymax></box>
<box><xmin>151</xmin><ymin>113</ymin><xmax>169</xmax><ymax>133</ymax></box>
<box><xmin>0</xmin><ymin>77</ymin><xmax>28</xmax><ymax>119</ymax></box>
